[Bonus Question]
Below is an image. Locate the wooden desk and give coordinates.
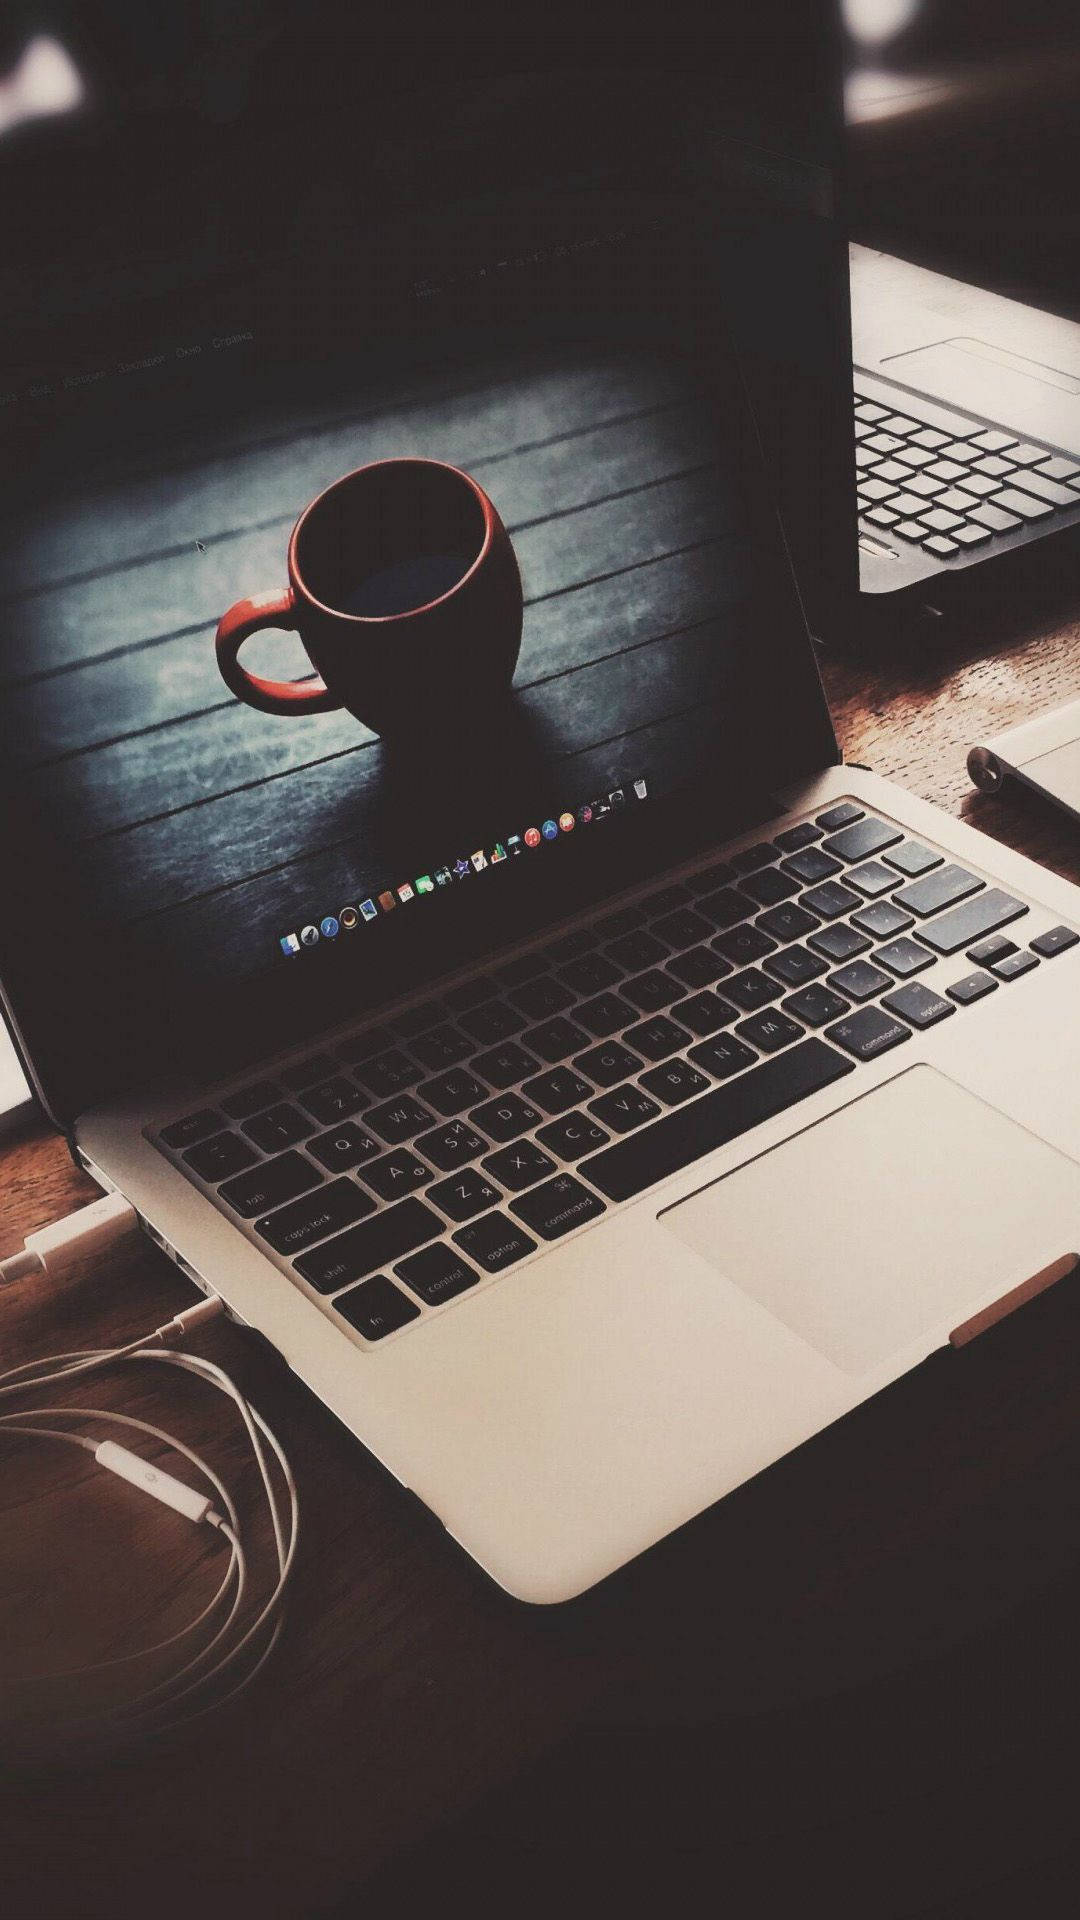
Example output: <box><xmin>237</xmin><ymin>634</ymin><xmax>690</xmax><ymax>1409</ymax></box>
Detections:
<box><xmin>5</xmin><ymin>596</ymin><xmax>1080</xmax><ymax>1917</ymax></box>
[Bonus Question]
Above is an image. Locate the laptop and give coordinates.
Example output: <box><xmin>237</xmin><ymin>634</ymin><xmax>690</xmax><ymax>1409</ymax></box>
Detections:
<box><xmin>4</xmin><ymin>7</ymin><xmax>1080</xmax><ymax>1604</ymax></box>
<box><xmin>853</xmin><ymin>245</ymin><xmax>1080</xmax><ymax>601</ymax></box>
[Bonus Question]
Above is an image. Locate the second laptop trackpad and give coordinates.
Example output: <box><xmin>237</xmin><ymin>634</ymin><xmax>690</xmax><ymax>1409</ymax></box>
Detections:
<box><xmin>661</xmin><ymin>1066</ymin><xmax>1080</xmax><ymax>1375</ymax></box>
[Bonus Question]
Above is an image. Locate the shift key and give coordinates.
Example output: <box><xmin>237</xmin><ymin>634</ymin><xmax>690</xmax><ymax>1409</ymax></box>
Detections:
<box><xmin>296</xmin><ymin>1197</ymin><xmax>442</xmax><ymax>1292</ymax></box>
<box><xmin>919</xmin><ymin>889</ymin><xmax>1028</xmax><ymax>956</ymax></box>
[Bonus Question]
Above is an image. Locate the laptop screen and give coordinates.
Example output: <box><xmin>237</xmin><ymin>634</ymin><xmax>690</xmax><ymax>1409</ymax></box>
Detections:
<box><xmin>0</xmin><ymin>7</ymin><xmax>846</xmax><ymax>1118</ymax></box>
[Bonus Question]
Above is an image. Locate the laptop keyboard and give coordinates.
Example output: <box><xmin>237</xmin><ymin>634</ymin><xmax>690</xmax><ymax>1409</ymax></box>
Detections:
<box><xmin>156</xmin><ymin>803</ymin><xmax>1078</xmax><ymax>1344</ymax></box>
<box><xmin>854</xmin><ymin>379</ymin><xmax>1080</xmax><ymax>558</ymax></box>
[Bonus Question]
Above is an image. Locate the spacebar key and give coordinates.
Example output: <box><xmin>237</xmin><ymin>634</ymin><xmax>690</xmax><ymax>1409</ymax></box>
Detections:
<box><xmin>580</xmin><ymin>1039</ymin><xmax>853</xmax><ymax>1202</ymax></box>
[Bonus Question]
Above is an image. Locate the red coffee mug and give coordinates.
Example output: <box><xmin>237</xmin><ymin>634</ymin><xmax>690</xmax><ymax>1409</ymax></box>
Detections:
<box><xmin>215</xmin><ymin>457</ymin><xmax>523</xmax><ymax>736</ymax></box>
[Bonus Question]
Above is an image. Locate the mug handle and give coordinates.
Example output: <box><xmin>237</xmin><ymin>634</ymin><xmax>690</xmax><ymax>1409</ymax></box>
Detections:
<box><xmin>215</xmin><ymin>589</ymin><xmax>342</xmax><ymax>715</ymax></box>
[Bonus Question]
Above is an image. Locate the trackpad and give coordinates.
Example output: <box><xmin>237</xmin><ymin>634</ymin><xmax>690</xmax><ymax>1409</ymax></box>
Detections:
<box><xmin>661</xmin><ymin>1067</ymin><xmax>1080</xmax><ymax>1374</ymax></box>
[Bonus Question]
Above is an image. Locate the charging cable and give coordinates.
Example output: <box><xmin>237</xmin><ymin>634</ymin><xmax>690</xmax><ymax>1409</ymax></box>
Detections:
<box><xmin>1</xmin><ymin>1196</ymin><xmax>299</xmax><ymax>1753</ymax></box>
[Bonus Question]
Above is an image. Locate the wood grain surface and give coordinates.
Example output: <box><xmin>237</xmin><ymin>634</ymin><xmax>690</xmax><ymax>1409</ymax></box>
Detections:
<box><xmin>3</xmin><ymin>590</ymin><xmax>1080</xmax><ymax>1917</ymax></box>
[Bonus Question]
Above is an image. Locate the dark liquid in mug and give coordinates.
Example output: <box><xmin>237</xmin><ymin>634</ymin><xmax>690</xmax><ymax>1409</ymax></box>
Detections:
<box><xmin>338</xmin><ymin>550</ymin><xmax>473</xmax><ymax>618</ymax></box>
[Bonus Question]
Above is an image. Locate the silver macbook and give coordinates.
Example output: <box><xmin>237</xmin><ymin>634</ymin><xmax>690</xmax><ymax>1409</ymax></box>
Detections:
<box><xmin>4</xmin><ymin>12</ymin><xmax>1080</xmax><ymax>1604</ymax></box>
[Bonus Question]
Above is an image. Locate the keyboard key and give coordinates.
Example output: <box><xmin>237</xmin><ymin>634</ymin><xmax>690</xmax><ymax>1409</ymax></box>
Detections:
<box><xmin>864</xmin><ymin>431</ymin><xmax>904</xmax><ymax>454</ymax></box>
<box><xmin>881</xmin><ymin>982</ymin><xmax>955</xmax><ymax>1030</ymax></box>
<box><xmin>592</xmin><ymin>906</ymin><xmax>646</xmax><ymax>940</ymax></box>
<box><xmin>919</xmin><ymin>506</ymin><xmax>964</xmax><ymax>533</ymax></box>
<box><xmin>395</xmin><ymin>1243</ymin><xmax>479</xmax><ymax>1306</ymax></box>
<box><xmin>576</xmin><ymin>992</ymin><xmax>637</xmax><ymax>1038</ymax></box>
<box><xmin>589</xmin><ymin>1084</ymin><xmax>663</xmax><ymax>1133</ymax></box>
<box><xmin>991</xmin><ymin>486</ymin><xmax>1054</xmax><ymax>522</ymax></box>
<box><xmin>639</xmin><ymin>1058</ymin><xmax>712</xmax><ymax>1105</ymax></box>
<box><xmin>779</xmin><ymin>846</ymin><xmax>842</xmax><ymax>884</ymax></box>
<box><xmin>535</xmin><ymin>1114</ymin><xmax>610</xmax><ymax>1161</ymax></box>
<box><xmin>774</xmin><ymin>822</ymin><xmax>823</xmax><ymax>852</ymax></box>
<box><xmin>221</xmin><ymin>1083</ymin><xmax>282</xmax><ymax>1120</ymax></box>
<box><xmin>299</xmin><ymin>1076</ymin><xmax>368</xmax><ymax>1125</ymax></box>
<box><xmin>296</xmin><ymin>1198</ymin><xmax>442</xmax><ymax>1291</ymax></box>
<box><xmin>884</xmin><ymin>841</ymin><xmax>942</xmax><ymax>878</ymax></box>
<box><xmin>364</xmin><ymin>1149</ymin><xmax>433</xmax><ymax>1201</ymax></box>
<box><xmin>368</xmin><ymin>1094</ymin><xmax>435</xmax><ymax>1144</ymax></box>
<box><xmin>952</xmin><ymin>524</ymin><xmax>993</xmax><ymax>548</ymax></box>
<box><xmin>471</xmin><ymin>1041</ymin><xmax>539</xmax><ymax>1090</ymax></box>
<box><xmin>894</xmin><ymin>864</ymin><xmax>982</xmax><ymax>918</ymax></box>
<box><xmin>783</xmin><ymin>983</ymin><xmax>849</xmax><ymax>1027</ymax></box>
<box><xmin>392</xmin><ymin>1000</ymin><xmax>448</xmax><ymax>1040</ymax></box>
<box><xmin>816</xmin><ymin>802</ymin><xmax>863</xmax><ymax>831</ymax></box>
<box><xmin>184</xmin><ymin>1130</ymin><xmax>260</xmax><ymax>1182</ymax></box>
<box><xmin>574</xmin><ymin>1040</ymin><xmax>644</xmax><ymax>1086</ymax></box>
<box><xmin>220</xmin><ymin>1151</ymin><xmax>321</xmax><ymax>1218</ymax></box>
<box><xmin>937</xmin><ymin>487</ymin><xmax>985</xmax><ymax>514</ymax></box>
<box><xmin>725</xmin><ymin>967</ymin><xmax>783</xmax><ymax>1012</ymax></box>
<box><xmin>875</xmin><ymin>935</ymin><xmax>933</xmax><ymax>977</ymax></box>
<box><xmin>453</xmin><ymin>1214</ymin><xmax>536</xmax><ymax>1273</ymax></box>
<box><xmin>1030</xmin><ymin>925</ymin><xmax>1079</xmax><ymax>957</ymax></box>
<box><xmin>652</xmin><ymin>908</ymin><xmax>714</xmax><ymax>951</ymax></box>
<box><xmin>830</xmin><ymin>959</ymin><xmax>892</xmax><ymax>1002</ymax></box>
<box><xmin>334</xmin><ymin>1276</ymin><xmax>420</xmax><ymax>1341</ymax></box>
<box><xmin>687</xmin><ymin>859</ymin><xmax>738</xmax><ymax>894</ymax></box>
<box><xmin>162</xmin><ymin>1108</ymin><xmax>225</xmax><ymax>1150</ymax></box>
<box><xmin>469</xmin><ymin>1093</ymin><xmax>541</xmax><ymax>1142</ymax></box>
<box><xmin>281</xmin><ymin>1053</ymin><xmax>337</xmax><ymax>1091</ymax></box>
<box><xmin>845</xmin><ymin>859</ymin><xmax>897</xmax><ymax>898</ymax></box>
<box><xmin>880</xmin><ymin>413</ymin><xmax>920</xmax><ymax>435</ymax></box>
<box><xmin>497</xmin><ymin>952</ymin><xmax>551</xmax><ymax>988</ymax></box>
<box><xmin>528</xmin><ymin>1016</ymin><xmax>591</xmax><ymax>1062</ymax></box>
<box><xmin>762</xmin><ymin>944</ymin><xmax>826</xmax><ymax>988</ymax></box>
<box><xmin>308</xmin><ymin>1122</ymin><xmax>382</xmax><ymax>1172</ymax></box>
<box><xmin>413</xmin><ymin>1024</ymin><xmax>474</xmax><ymax>1070</ymax></box>
<box><xmin>990</xmin><ymin>949</ymin><xmax>1040</xmax><ymax>982</ymax></box>
<box><xmin>918</xmin><ymin>890</ymin><xmax>1028</xmax><ymax>956</ymax></box>
<box><xmin>894</xmin><ymin>519</ymin><xmax>930</xmax><ymax>542</ymax></box>
<box><xmin>924</xmin><ymin>461</ymin><xmax>967</xmax><ymax>484</ymax></box>
<box><xmin>444</xmin><ymin>975</ymin><xmax>499</xmax><ymax>1013</ymax></box>
<box><xmin>851</xmin><ymin>899</ymin><xmax>914</xmax><ymax>940</ymax></box>
<box><xmin>968</xmin><ymin>933</ymin><xmax>1016</xmax><ymax>966</ymax></box>
<box><xmin>910</xmin><ymin>427</ymin><xmax>951</xmax><ymax>450</ymax></box>
<box><xmin>1035</xmin><ymin>456</ymin><xmax>1080</xmax><ymax>482</ymax></box>
<box><xmin>891</xmin><ymin>493</ymin><xmax>932</xmax><ymax>518</ymax></box>
<box><xmin>824</xmin><ymin>1007</ymin><xmax>911</xmax><ymax>1061</ymax></box>
<box><xmin>687</xmin><ymin>1034</ymin><xmax>758</xmax><ymax>1079</ymax></box>
<box><xmin>970</xmin><ymin>429</ymin><xmax>1016</xmax><ymax>452</ymax></box>
<box><xmin>355</xmin><ymin>1050</ymin><xmax>423</xmax><ymax>1097</ymax></box>
<box><xmin>543</xmin><ymin>928</ymin><xmax>599</xmax><ymax>963</ymax></box>
<box><xmin>807</xmin><ymin>922</ymin><xmax>871</xmax><ymax>963</ymax></box>
<box><xmin>892</xmin><ymin>447</ymin><xmax>935</xmax><ymax>471</ymax></box>
<box><xmin>415</xmin><ymin>1119</ymin><xmax>487</xmax><ymax>1169</ymax></box>
<box><xmin>483</xmin><ymin>1140</ymin><xmax>559</xmax><ymax>1190</ymax></box>
<box><xmin>714</xmin><ymin>923</ymin><xmax>777</xmax><ymax>965</ymax></box>
<box><xmin>801</xmin><ymin>880</ymin><xmax>863</xmax><ymax>920</ymax></box>
<box><xmin>582</xmin><ymin>1039</ymin><xmax>853</xmax><ymax>1202</ymax></box>
<box><xmin>940</xmin><ymin>441</ymin><xmax>982</xmax><ymax>464</ymax></box>
<box><xmin>460</xmin><ymin>1000</ymin><xmax>527</xmax><ymax>1045</ymax></box>
<box><xmin>667</xmin><ymin>944</ymin><xmax>731</xmax><ymax>989</ymax></box>
<box><xmin>757</xmin><ymin>902</ymin><xmax>820</xmax><ymax>943</ymax></box>
<box><xmin>670</xmin><ymin>990</ymin><xmax>737</xmax><ymax>1036</ymax></box>
<box><xmin>735</xmin><ymin>1010</ymin><xmax>803</xmax><ymax>1054</ymax></box>
<box><xmin>1005</xmin><ymin>470</ymin><xmax>1076</xmax><ymax>509</ymax></box>
<box><xmin>622</xmin><ymin>969</ymin><xmax>683</xmax><ymax>1013</ymax></box>
<box><xmin>257</xmin><ymin>1179</ymin><xmax>375</xmax><ymax>1255</ymax></box>
<box><xmin>697</xmin><ymin>886</ymin><xmax>756</xmax><ymax>929</ymax></box>
<box><xmin>338</xmin><ymin>1024</ymin><xmax>397</xmax><ymax>1064</ymax></box>
<box><xmin>740</xmin><ymin>867</ymin><xmax>801</xmax><ymax>908</ymax></box>
<box><xmin>853</xmin><ymin>400</ymin><xmax>888</xmax><ymax>421</ymax></box>
<box><xmin>522</xmin><ymin>1066</ymin><xmax>595</xmax><ymax>1114</ymax></box>
<box><xmin>509</xmin><ymin>976</ymin><xmax>576</xmax><ymax>1022</ymax></box>
<box><xmin>559</xmin><ymin>952</ymin><xmax>623</xmax><ymax>995</ymax></box>
<box><xmin>642</xmin><ymin>884</ymin><xmax>694</xmax><ymax>915</ymax></box>
<box><xmin>948</xmin><ymin>971</ymin><xmax>998</xmax><ymax>1005</ymax></box>
<box><xmin>421</xmin><ymin>1070</ymin><xmax>489</xmax><ymax>1116</ymax></box>
<box><xmin>730</xmin><ymin>842</ymin><xmax>780</xmax><ymax>874</ymax></box>
<box><xmin>624</xmin><ymin>1015</ymin><xmax>691</xmax><ymax>1061</ymax></box>
<box><xmin>905</xmin><ymin>474</ymin><xmax>945</xmax><ymax>499</ymax></box>
<box><xmin>973</xmin><ymin>453</ymin><xmax>1015</xmax><ymax>479</ymax></box>
<box><xmin>510</xmin><ymin>1174</ymin><xmax>606</xmax><ymax>1240</ymax></box>
<box><xmin>923</xmin><ymin>534</ymin><xmax>958</xmax><ymax>556</ymax></box>
<box><xmin>607</xmin><ymin>930</ymin><xmax>669</xmax><ymax>972</ymax></box>
<box><xmin>954</xmin><ymin>471</ymin><xmax>1001</xmax><ymax>497</ymax></box>
<box><xmin>243</xmin><ymin>1103</ymin><xmax>312</xmax><ymax>1152</ymax></box>
<box><xmin>428</xmin><ymin>1168</ymin><xmax>503</xmax><ymax>1222</ymax></box>
<box><xmin>967</xmin><ymin>501</ymin><xmax>1021</xmax><ymax>534</ymax></box>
